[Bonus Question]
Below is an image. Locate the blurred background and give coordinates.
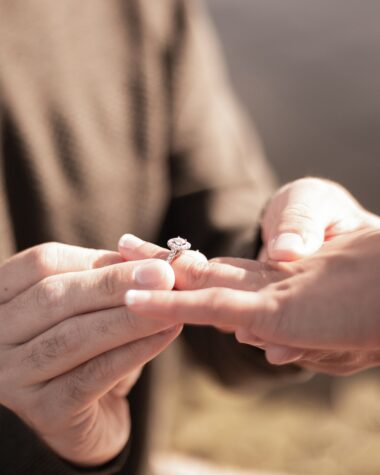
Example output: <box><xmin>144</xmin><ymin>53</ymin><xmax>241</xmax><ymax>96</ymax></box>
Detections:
<box><xmin>166</xmin><ymin>2</ymin><xmax>380</xmax><ymax>474</ymax></box>
<box><xmin>207</xmin><ymin>0</ymin><xmax>380</xmax><ymax>213</ymax></box>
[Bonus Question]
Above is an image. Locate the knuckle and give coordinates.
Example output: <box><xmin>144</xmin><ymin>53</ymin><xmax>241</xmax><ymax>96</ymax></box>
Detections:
<box><xmin>65</xmin><ymin>377</ymin><xmax>86</xmax><ymax>405</ymax></box>
<box><xmin>208</xmin><ymin>288</ymin><xmax>229</xmax><ymax>317</ymax></box>
<box><xmin>186</xmin><ymin>261</ymin><xmax>210</xmax><ymax>289</ymax></box>
<box><xmin>269</xmin><ymin>290</ymin><xmax>294</xmax><ymax>341</ymax></box>
<box><xmin>123</xmin><ymin>339</ymin><xmax>146</xmax><ymax>363</ymax></box>
<box><xmin>119</xmin><ymin>307</ymin><xmax>139</xmax><ymax>332</ymax></box>
<box><xmin>24</xmin><ymin>323</ymin><xmax>82</xmax><ymax>370</ymax></box>
<box><xmin>98</xmin><ymin>266</ymin><xmax>123</xmax><ymax>297</ymax></box>
<box><xmin>92</xmin><ymin>307</ymin><xmax>138</xmax><ymax>336</ymax></box>
<box><xmin>30</xmin><ymin>242</ymin><xmax>61</xmax><ymax>278</ymax></box>
<box><xmin>34</xmin><ymin>276</ymin><xmax>66</xmax><ymax>311</ymax></box>
<box><xmin>282</xmin><ymin>203</ymin><xmax>314</xmax><ymax>224</ymax></box>
<box><xmin>81</xmin><ymin>352</ymin><xmax>114</xmax><ymax>384</ymax></box>
<box><xmin>254</xmin><ymin>291</ymin><xmax>290</xmax><ymax>341</ymax></box>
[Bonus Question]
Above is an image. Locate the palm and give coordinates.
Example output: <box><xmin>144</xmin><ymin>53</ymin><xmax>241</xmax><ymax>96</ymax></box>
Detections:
<box><xmin>54</xmin><ymin>393</ymin><xmax>130</xmax><ymax>466</ymax></box>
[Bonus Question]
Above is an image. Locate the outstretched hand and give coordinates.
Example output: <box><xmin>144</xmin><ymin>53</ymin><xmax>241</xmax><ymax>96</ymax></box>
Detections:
<box><xmin>120</xmin><ymin>178</ymin><xmax>380</xmax><ymax>376</ymax></box>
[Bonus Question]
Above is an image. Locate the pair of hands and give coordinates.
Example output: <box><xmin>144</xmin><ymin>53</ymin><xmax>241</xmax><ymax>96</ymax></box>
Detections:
<box><xmin>1</xmin><ymin>178</ymin><xmax>378</xmax><ymax>467</ymax></box>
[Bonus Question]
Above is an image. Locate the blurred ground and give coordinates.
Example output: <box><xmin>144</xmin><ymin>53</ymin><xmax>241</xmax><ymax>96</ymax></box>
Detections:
<box><xmin>169</xmin><ymin>367</ymin><xmax>380</xmax><ymax>475</ymax></box>
<box><xmin>163</xmin><ymin>2</ymin><xmax>380</xmax><ymax>474</ymax></box>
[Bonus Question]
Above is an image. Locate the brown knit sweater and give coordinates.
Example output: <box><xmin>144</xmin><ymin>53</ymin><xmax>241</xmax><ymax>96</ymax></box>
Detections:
<box><xmin>0</xmin><ymin>1</ymin><xmax>288</xmax><ymax>474</ymax></box>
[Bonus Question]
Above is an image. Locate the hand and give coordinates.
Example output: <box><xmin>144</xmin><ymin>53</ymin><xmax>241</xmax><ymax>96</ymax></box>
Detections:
<box><xmin>0</xmin><ymin>243</ymin><xmax>181</xmax><ymax>466</ymax></box>
<box><xmin>120</xmin><ymin>230</ymin><xmax>380</xmax><ymax>376</ymax></box>
<box><xmin>260</xmin><ymin>177</ymin><xmax>380</xmax><ymax>261</ymax></box>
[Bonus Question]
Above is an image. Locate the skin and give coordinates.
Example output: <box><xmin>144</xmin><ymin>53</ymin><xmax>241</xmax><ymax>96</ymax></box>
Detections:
<box><xmin>120</xmin><ymin>178</ymin><xmax>380</xmax><ymax>376</ymax></box>
<box><xmin>0</xmin><ymin>242</ymin><xmax>181</xmax><ymax>466</ymax></box>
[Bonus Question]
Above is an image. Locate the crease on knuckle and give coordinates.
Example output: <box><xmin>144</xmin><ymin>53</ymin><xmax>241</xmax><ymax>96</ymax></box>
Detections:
<box><xmin>83</xmin><ymin>352</ymin><xmax>114</xmax><ymax>384</ymax></box>
<box><xmin>270</xmin><ymin>290</ymin><xmax>295</xmax><ymax>342</ymax></box>
<box><xmin>186</xmin><ymin>261</ymin><xmax>210</xmax><ymax>289</ymax></box>
<box><xmin>119</xmin><ymin>307</ymin><xmax>139</xmax><ymax>332</ymax></box>
<box><xmin>64</xmin><ymin>354</ymin><xmax>113</xmax><ymax>406</ymax></box>
<box><xmin>253</xmin><ymin>292</ymin><xmax>289</xmax><ymax>342</ymax></box>
<box><xmin>24</xmin><ymin>324</ymin><xmax>81</xmax><ymax>370</ymax></box>
<box><xmin>99</xmin><ymin>266</ymin><xmax>123</xmax><ymax>297</ymax></box>
<box><xmin>282</xmin><ymin>203</ymin><xmax>314</xmax><ymax>224</ymax></box>
<box><xmin>208</xmin><ymin>288</ymin><xmax>227</xmax><ymax>320</ymax></box>
<box><xmin>93</xmin><ymin>307</ymin><xmax>137</xmax><ymax>336</ymax></box>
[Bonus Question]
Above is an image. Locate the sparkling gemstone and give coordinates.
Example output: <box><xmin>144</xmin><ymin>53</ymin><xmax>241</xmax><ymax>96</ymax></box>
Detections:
<box><xmin>167</xmin><ymin>236</ymin><xmax>191</xmax><ymax>251</ymax></box>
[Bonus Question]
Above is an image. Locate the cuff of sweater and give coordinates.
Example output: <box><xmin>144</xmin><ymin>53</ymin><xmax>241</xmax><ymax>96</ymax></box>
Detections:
<box><xmin>0</xmin><ymin>405</ymin><xmax>130</xmax><ymax>475</ymax></box>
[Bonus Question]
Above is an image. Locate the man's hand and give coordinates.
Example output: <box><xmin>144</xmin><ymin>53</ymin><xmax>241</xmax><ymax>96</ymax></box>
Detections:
<box><xmin>0</xmin><ymin>243</ymin><xmax>181</xmax><ymax>466</ymax></box>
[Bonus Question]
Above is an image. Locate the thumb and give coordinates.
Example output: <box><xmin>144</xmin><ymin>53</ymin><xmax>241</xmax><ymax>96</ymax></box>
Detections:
<box><xmin>263</xmin><ymin>179</ymin><xmax>331</xmax><ymax>261</ymax></box>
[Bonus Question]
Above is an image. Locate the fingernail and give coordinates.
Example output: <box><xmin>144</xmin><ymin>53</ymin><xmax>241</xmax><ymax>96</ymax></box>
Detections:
<box><xmin>236</xmin><ymin>329</ymin><xmax>266</xmax><ymax>348</ymax></box>
<box><xmin>133</xmin><ymin>261</ymin><xmax>173</xmax><ymax>287</ymax></box>
<box><xmin>266</xmin><ymin>345</ymin><xmax>304</xmax><ymax>365</ymax></box>
<box><xmin>125</xmin><ymin>289</ymin><xmax>152</xmax><ymax>306</ymax></box>
<box><xmin>119</xmin><ymin>234</ymin><xmax>144</xmax><ymax>250</ymax></box>
<box><xmin>270</xmin><ymin>233</ymin><xmax>305</xmax><ymax>257</ymax></box>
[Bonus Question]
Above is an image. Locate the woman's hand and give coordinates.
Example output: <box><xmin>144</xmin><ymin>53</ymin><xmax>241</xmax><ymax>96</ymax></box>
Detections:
<box><xmin>120</xmin><ymin>198</ymin><xmax>380</xmax><ymax>376</ymax></box>
<box><xmin>123</xmin><ymin>230</ymin><xmax>380</xmax><ymax>375</ymax></box>
<box><xmin>260</xmin><ymin>177</ymin><xmax>380</xmax><ymax>261</ymax></box>
<box><xmin>0</xmin><ymin>243</ymin><xmax>181</xmax><ymax>467</ymax></box>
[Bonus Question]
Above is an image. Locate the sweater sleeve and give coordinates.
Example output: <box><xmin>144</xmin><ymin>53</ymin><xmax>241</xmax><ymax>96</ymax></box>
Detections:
<box><xmin>0</xmin><ymin>405</ymin><xmax>129</xmax><ymax>475</ymax></box>
<box><xmin>158</xmin><ymin>0</ymin><xmax>303</xmax><ymax>387</ymax></box>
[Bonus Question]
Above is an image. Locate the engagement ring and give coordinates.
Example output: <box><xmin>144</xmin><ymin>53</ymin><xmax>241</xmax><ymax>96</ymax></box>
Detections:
<box><xmin>166</xmin><ymin>236</ymin><xmax>191</xmax><ymax>264</ymax></box>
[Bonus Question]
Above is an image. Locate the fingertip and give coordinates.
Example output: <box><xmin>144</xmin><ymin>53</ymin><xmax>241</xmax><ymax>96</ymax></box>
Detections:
<box><xmin>269</xmin><ymin>232</ymin><xmax>324</xmax><ymax>261</ymax></box>
<box><xmin>265</xmin><ymin>345</ymin><xmax>304</xmax><ymax>365</ymax></box>
<box><xmin>269</xmin><ymin>233</ymin><xmax>305</xmax><ymax>261</ymax></box>
<box><xmin>132</xmin><ymin>259</ymin><xmax>175</xmax><ymax>290</ymax></box>
<box><xmin>118</xmin><ymin>234</ymin><xmax>144</xmax><ymax>257</ymax></box>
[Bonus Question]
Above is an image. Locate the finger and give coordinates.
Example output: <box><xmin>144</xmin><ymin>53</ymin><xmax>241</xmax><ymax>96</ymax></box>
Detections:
<box><xmin>18</xmin><ymin>305</ymin><xmax>173</xmax><ymax>385</ymax></box>
<box><xmin>118</xmin><ymin>235</ymin><xmax>170</xmax><ymax>261</ymax></box>
<box><xmin>264</xmin><ymin>179</ymin><xmax>367</xmax><ymax>262</ymax></box>
<box><xmin>263</xmin><ymin>179</ymin><xmax>332</xmax><ymax>261</ymax></box>
<box><xmin>235</xmin><ymin>329</ymin><xmax>267</xmax><ymax>349</ymax></box>
<box><xmin>178</xmin><ymin>254</ymin><xmax>289</xmax><ymax>291</ymax></box>
<box><xmin>120</xmin><ymin>235</ymin><xmax>282</xmax><ymax>291</ymax></box>
<box><xmin>264</xmin><ymin>344</ymin><xmax>305</xmax><ymax>365</ymax></box>
<box><xmin>4</xmin><ymin>259</ymin><xmax>175</xmax><ymax>344</ymax></box>
<box><xmin>125</xmin><ymin>287</ymin><xmax>275</xmax><ymax>328</ymax></box>
<box><xmin>118</xmin><ymin>234</ymin><xmax>207</xmax><ymax>265</ymax></box>
<box><xmin>258</xmin><ymin>247</ymin><xmax>268</xmax><ymax>262</ymax></box>
<box><xmin>0</xmin><ymin>243</ymin><xmax>123</xmax><ymax>304</ymax></box>
<box><xmin>119</xmin><ymin>234</ymin><xmax>275</xmax><ymax>291</ymax></box>
<box><xmin>42</xmin><ymin>325</ymin><xmax>182</xmax><ymax>410</ymax></box>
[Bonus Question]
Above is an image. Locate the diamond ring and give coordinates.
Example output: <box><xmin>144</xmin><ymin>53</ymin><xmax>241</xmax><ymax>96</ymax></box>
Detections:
<box><xmin>166</xmin><ymin>237</ymin><xmax>191</xmax><ymax>264</ymax></box>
